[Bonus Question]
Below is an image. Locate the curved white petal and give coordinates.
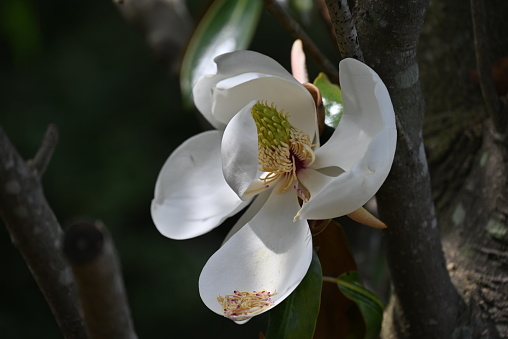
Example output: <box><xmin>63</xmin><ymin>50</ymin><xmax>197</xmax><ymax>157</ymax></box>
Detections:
<box><xmin>151</xmin><ymin>131</ymin><xmax>250</xmax><ymax>240</ymax></box>
<box><xmin>199</xmin><ymin>188</ymin><xmax>313</xmax><ymax>322</ymax></box>
<box><xmin>297</xmin><ymin>128</ymin><xmax>396</xmax><ymax>220</ymax></box>
<box><xmin>222</xmin><ymin>190</ymin><xmax>272</xmax><ymax>245</ymax></box>
<box><xmin>192</xmin><ymin>50</ymin><xmax>298</xmax><ymax>129</ymax></box>
<box><xmin>221</xmin><ymin>101</ymin><xmax>260</xmax><ymax>198</ymax></box>
<box><xmin>312</xmin><ymin>58</ymin><xmax>396</xmax><ymax>171</ymax></box>
<box><xmin>212</xmin><ymin>75</ymin><xmax>317</xmax><ymax>137</ymax></box>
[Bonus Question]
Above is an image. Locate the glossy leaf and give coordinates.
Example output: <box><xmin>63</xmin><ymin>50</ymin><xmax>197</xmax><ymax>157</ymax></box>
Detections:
<box><xmin>313</xmin><ymin>72</ymin><xmax>343</xmax><ymax>128</ymax></box>
<box><xmin>265</xmin><ymin>251</ymin><xmax>322</xmax><ymax>339</ymax></box>
<box><xmin>180</xmin><ymin>0</ymin><xmax>262</xmax><ymax>108</ymax></box>
<box><xmin>337</xmin><ymin>271</ymin><xmax>383</xmax><ymax>339</ymax></box>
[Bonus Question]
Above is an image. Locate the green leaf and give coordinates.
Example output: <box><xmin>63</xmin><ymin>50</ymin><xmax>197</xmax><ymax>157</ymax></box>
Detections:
<box><xmin>313</xmin><ymin>72</ymin><xmax>343</xmax><ymax>129</ymax></box>
<box><xmin>265</xmin><ymin>251</ymin><xmax>322</xmax><ymax>339</ymax></box>
<box><xmin>180</xmin><ymin>0</ymin><xmax>262</xmax><ymax>108</ymax></box>
<box><xmin>337</xmin><ymin>271</ymin><xmax>383</xmax><ymax>339</ymax></box>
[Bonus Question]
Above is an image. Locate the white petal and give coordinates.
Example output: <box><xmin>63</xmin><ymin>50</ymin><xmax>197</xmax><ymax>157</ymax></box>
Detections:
<box><xmin>298</xmin><ymin>129</ymin><xmax>396</xmax><ymax>220</ymax></box>
<box><xmin>298</xmin><ymin>58</ymin><xmax>397</xmax><ymax>220</ymax></box>
<box><xmin>312</xmin><ymin>58</ymin><xmax>396</xmax><ymax>171</ymax></box>
<box><xmin>212</xmin><ymin>75</ymin><xmax>317</xmax><ymax>138</ymax></box>
<box><xmin>222</xmin><ymin>190</ymin><xmax>272</xmax><ymax>245</ymax></box>
<box><xmin>221</xmin><ymin>101</ymin><xmax>260</xmax><ymax>198</ymax></box>
<box><xmin>192</xmin><ymin>50</ymin><xmax>298</xmax><ymax>129</ymax></box>
<box><xmin>199</xmin><ymin>188</ymin><xmax>313</xmax><ymax>321</ymax></box>
<box><xmin>151</xmin><ymin>131</ymin><xmax>250</xmax><ymax>240</ymax></box>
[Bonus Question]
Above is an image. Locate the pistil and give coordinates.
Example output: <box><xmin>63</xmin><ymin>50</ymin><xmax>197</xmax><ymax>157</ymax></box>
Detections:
<box><xmin>250</xmin><ymin>101</ymin><xmax>315</xmax><ymax>194</ymax></box>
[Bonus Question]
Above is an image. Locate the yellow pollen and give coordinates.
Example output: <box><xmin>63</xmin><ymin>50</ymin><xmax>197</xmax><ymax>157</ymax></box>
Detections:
<box><xmin>217</xmin><ymin>290</ymin><xmax>275</xmax><ymax>321</ymax></box>
<box><xmin>248</xmin><ymin>101</ymin><xmax>315</xmax><ymax>195</ymax></box>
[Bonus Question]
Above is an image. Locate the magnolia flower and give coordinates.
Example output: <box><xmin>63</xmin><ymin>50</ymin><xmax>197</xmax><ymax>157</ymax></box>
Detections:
<box><xmin>151</xmin><ymin>50</ymin><xmax>396</xmax><ymax>323</ymax></box>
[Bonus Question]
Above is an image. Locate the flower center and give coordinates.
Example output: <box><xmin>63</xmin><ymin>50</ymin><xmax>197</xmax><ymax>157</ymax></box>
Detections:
<box><xmin>217</xmin><ymin>290</ymin><xmax>275</xmax><ymax>321</ymax></box>
<box><xmin>250</xmin><ymin>101</ymin><xmax>315</xmax><ymax>195</ymax></box>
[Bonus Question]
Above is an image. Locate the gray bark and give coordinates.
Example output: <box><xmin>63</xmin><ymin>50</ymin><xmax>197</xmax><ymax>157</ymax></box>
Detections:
<box><xmin>0</xmin><ymin>126</ymin><xmax>87</xmax><ymax>339</ymax></box>
<box><xmin>353</xmin><ymin>1</ymin><xmax>465</xmax><ymax>337</ymax></box>
<box><xmin>420</xmin><ymin>0</ymin><xmax>508</xmax><ymax>336</ymax></box>
<box><xmin>64</xmin><ymin>221</ymin><xmax>138</xmax><ymax>339</ymax></box>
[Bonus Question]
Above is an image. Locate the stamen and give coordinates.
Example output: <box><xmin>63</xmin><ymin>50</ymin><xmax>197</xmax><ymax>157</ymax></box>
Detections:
<box><xmin>293</xmin><ymin>184</ymin><xmax>309</xmax><ymax>203</ymax></box>
<box><xmin>217</xmin><ymin>290</ymin><xmax>276</xmax><ymax>321</ymax></box>
<box><xmin>250</xmin><ymin>101</ymin><xmax>316</xmax><ymax>197</ymax></box>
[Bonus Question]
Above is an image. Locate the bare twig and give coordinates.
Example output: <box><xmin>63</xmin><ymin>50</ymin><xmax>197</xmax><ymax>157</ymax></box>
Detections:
<box><xmin>263</xmin><ymin>0</ymin><xmax>339</xmax><ymax>84</ymax></box>
<box><xmin>64</xmin><ymin>221</ymin><xmax>138</xmax><ymax>339</ymax></box>
<box><xmin>470</xmin><ymin>0</ymin><xmax>506</xmax><ymax>137</ymax></box>
<box><xmin>29</xmin><ymin>124</ymin><xmax>59</xmax><ymax>178</ymax></box>
<box><xmin>0</xmin><ymin>125</ymin><xmax>87</xmax><ymax>338</ymax></box>
<box><xmin>324</xmin><ymin>0</ymin><xmax>364</xmax><ymax>62</ymax></box>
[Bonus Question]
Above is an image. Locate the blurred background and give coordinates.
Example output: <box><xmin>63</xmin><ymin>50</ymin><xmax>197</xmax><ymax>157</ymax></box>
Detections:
<box><xmin>0</xmin><ymin>0</ymin><xmax>353</xmax><ymax>337</ymax></box>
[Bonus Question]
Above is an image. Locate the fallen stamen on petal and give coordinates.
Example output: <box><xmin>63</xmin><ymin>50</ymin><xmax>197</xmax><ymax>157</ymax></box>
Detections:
<box><xmin>293</xmin><ymin>209</ymin><xmax>302</xmax><ymax>222</ymax></box>
<box><xmin>217</xmin><ymin>290</ymin><xmax>275</xmax><ymax>321</ymax></box>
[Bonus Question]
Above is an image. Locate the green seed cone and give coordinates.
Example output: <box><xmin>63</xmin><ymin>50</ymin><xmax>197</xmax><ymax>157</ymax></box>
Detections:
<box><xmin>251</xmin><ymin>101</ymin><xmax>291</xmax><ymax>148</ymax></box>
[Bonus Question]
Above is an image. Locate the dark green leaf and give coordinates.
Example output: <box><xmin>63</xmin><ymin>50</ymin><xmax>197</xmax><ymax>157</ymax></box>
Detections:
<box><xmin>337</xmin><ymin>271</ymin><xmax>383</xmax><ymax>339</ymax></box>
<box><xmin>265</xmin><ymin>251</ymin><xmax>322</xmax><ymax>339</ymax></box>
<box><xmin>180</xmin><ymin>0</ymin><xmax>262</xmax><ymax>108</ymax></box>
<box><xmin>313</xmin><ymin>72</ymin><xmax>343</xmax><ymax>128</ymax></box>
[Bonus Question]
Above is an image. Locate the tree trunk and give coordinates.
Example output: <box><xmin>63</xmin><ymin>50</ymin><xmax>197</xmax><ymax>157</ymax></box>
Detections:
<box><xmin>353</xmin><ymin>1</ymin><xmax>466</xmax><ymax>337</ymax></box>
<box><xmin>419</xmin><ymin>0</ymin><xmax>508</xmax><ymax>337</ymax></box>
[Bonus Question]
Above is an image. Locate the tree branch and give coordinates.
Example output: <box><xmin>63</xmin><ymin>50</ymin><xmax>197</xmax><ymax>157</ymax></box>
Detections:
<box><xmin>29</xmin><ymin>123</ymin><xmax>59</xmax><ymax>178</ymax></box>
<box><xmin>324</xmin><ymin>0</ymin><xmax>364</xmax><ymax>62</ymax></box>
<box><xmin>64</xmin><ymin>221</ymin><xmax>138</xmax><ymax>339</ymax></box>
<box><xmin>470</xmin><ymin>0</ymin><xmax>507</xmax><ymax>138</ymax></box>
<box><xmin>263</xmin><ymin>0</ymin><xmax>339</xmax><ymax>84</ymax></box>
<box><xmin>0</xmin><ymin>125</ymin><xmax>87</xmax><ymax>338</ymax></box>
